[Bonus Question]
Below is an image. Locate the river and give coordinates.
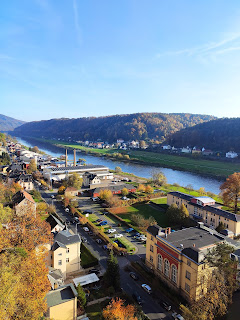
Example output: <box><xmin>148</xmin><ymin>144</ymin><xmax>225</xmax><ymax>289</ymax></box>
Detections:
<box><xmin>16</xmin><ymin>137</ymin><xmax>223</xmax><ymax>194</ymax></box>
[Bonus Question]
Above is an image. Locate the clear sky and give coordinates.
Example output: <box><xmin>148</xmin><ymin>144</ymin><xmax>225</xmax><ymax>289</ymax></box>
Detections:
<box><xmin>1</xmin><ymin>0</ymin><xmax>240</xmax><ymax>121</ymax></box>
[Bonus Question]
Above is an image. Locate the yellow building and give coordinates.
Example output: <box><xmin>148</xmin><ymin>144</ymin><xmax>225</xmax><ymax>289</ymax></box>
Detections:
<box><xmin>45</xmin><ymin>283</ymin><xmax>78</xmax><ymax>320</ymax></box>
<box><xmin>146</xmin><ymin>224</ymin><xmax>234</xmax><ymax>302</ymax></box>
<box><xmin>167</xmin><ymin>191</ymin><xmax>240</xmax><ymax>236</ymax></box>
<box><xmin>49</xmin><ymin>228</ymin><xmax>81</xmax><ymax>280</ymax></box>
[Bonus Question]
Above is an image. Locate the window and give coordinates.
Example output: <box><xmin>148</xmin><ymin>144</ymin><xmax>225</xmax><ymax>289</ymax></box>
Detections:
<box><xmin>185</xmin><ymin>283</ymin><xmax>190</xmax><ymax>293</ymax></box>
<box><xmin>58</xmin><ymin>260</ymin><xmax>62</xmax><ymax>266</ymax></box>
<box><xmin>58</xmin><ymin>253</ymin><xmax>62</xmax><ymax>256</ymax></box>
<box><xmin>151</xmin><ymin>236</ymin><xmax>153</xmax><ymax>241</ymax></box>
<box><xmin>171</xmin><ymin>265</ymin><xmax>177</xmax><ymax>283</ymax></box>
<box><xmin>66</xmin><ymin>258</ymin><xmax>69</xmax><ymax>263</ymax></box>
<box><xmin>186</xmin><ymin>270</ymin><xmax>191</xmax><ymax>280</ymax></box>
<box><xmin>67</xmin><ymin>248</ymin><xmax>70</xmax><ymax>253</ymax></box>
<box><xmin>164</xmin><ymin>259</ymin><xmax>170</xmax><ymax>277</ymax></box>
<box><xmin>157</xmin><ymin>255</ymin><xmax>162</xmax><ymax>271</ymax></box>
<box><xmin>150</xmin><ymin>245</ymin><xmax>154</xmax><ymax>252</ymax></box>
<box><xmin>150</xmin><ymin>255</ymin><xmax>153</xmax><ymax>263</ymax></box>
<box><xmin>187</xmin><ymin>260</ymin><xmax>191</xmax><ymax>267</ymax></box>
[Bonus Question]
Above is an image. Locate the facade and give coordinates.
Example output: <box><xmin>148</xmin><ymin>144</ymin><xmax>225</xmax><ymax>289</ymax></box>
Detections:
<box><xmin>167</xmin><ymin>191</ymin><xmax>240</xmax><ymax>236</ymax></box>
<box><xmin>49</xmin><ymin>228</ymin><xmax>81</xmax><ymax>280</ymax></box>
<box><xmin>16</xmin><ymin>174</ymin><xmax>34</xmax><ymax>191</ymax></box>
<box><xmin>64</xmin><ymin>187</ymin><xmax>78</xmax><ymax>197</ymax></box>
<box><xmin>45</xmin><ymin>284</ymin><xmax>77</xmax><ymax>320</ymax></box>
<box><xmin>82</xmin><ymin>172</ymin><xmax>102</xmax><ymax>188</ymax></box>
<box><xmin>12</xmin><ymin>190</ymin><xmax>36</xmax><ymax>217</ymax></box>
<box><xmin>146</xmin><ymin>224</ymin><xmax>237</xmax><ymax>302</ymax></box>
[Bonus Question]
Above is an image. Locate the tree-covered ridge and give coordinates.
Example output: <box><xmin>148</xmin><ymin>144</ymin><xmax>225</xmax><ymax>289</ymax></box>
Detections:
<box><xmin>13</xmin><ymin>113</ymin><xmax>215</xmax><ymax>143</ymax></box>
<box><xmin>167</xmin><ymin>117</ymin><xmax>240</xmax><ymax>152</ymax></box>
<box><xmin>0</xmin><ymin>114</ymin><xmax>25</xmax><ymax>132</ymax></box>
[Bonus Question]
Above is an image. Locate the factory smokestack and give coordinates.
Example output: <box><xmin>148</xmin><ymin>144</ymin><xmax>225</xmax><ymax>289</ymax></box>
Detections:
<box><xmin>65</xmin><ymin>149</ymin><xmax>68</xmax><ymax>167</ymax></box>
<box><xmin>73</xmin><ymin>149</ymin><xmax>76</xmax><ymax>166</ymax></box>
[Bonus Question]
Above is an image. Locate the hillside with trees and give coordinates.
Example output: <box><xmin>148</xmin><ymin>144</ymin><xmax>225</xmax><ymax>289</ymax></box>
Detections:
<box><xmin>13</xmin><ymin>113</ymin><xmax>215</xmax><ymax>143</ymax></box>
<box><xmin>167</xmin><ymin>117</ymin><xmax>240</xmax><ymax>152</ymax></box>
<box><xmin>0</xmin><ymin>114</ymin><xmax>25</xmax><ymax>132</ymax></box>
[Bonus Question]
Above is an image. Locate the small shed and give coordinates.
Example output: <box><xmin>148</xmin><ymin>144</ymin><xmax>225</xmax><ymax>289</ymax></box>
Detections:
<box><xmin>73</xmin><ymin>273</ymin><xmax>100</xmax><ymax>287</ymax></box>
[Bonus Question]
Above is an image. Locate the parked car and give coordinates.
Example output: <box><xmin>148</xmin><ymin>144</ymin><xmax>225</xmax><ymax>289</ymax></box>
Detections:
<box><xmin>51</xmin><ymin>195</ymin><xmax>55</xmax><ymax>199</ymax></box>
<box><xmin>102</xmin><ymin>244</ymin><xmax>108</xmax><ymax>250</ymax></box>
<box><xmin>129</xmin><ymin>272</ymin><xmax>139</xmax><ymax>281</ymax></box>
<box><xmin>132</xmin><ymin>293</ymin><xmax>142</xmax><ymax>305</ymax></box>
<box><xmin>81</xmin><ymin>237</ymin><xmax>87</xmax><ymax>243</ymax></box>
<box><xmin>171</xmin><ymin>313</ymin><xmax>185</xmax><ymax>320</ymax></box>
<box><xmin>108</xmin><ymin>228</ymin><xmax>116</xmax><ymax>233</ymax></box>
<box><xmin>141</xmin><ymin>284</ymin><xmax>152</xmax><ymax>294</ymax></box>
<box><xmin>96</xmin><ymin>219</ymin><xmax>102</xmax><ymax>223</ymax></box>
<box><xmin>65</xmin><ymin>218</ymin><xmax>70</xmax><ymax>225</ymax></box>
<box><xmin>88</xmin><ymin>268</ymin><xmax>100</xmax><ymax>274</ymax></box>
<box><xmin>133</xmin><ymin>233</ymin><xmax>141</xmax><ymax>238</ymax></box>
<box><xmin>159</xmin><ymin>300</ymin><xmax>172</xmax><ymax>311</ymax></box>
<box><xmin>84</xmin><ymin>209</ymin><xmax>93</xmax><ymax>214</ymax></box>
<box><xmin>72</xmin><ymin>217</ymin><xmax>79</xmax><ymax>223</ymax></box>
<box><xmin>96</xmin><ymin>239</ymin><xmax>102</xmax><ymax>244</ymax></box>
<box><xmin>126</xmin><ymin>228</ymin><xmax>134</xmax><ymax>233</ymax></box>
<box><xmin>83</xmin><ymin>227</ymin><xmax>89</xmax><ymax>232</ymax></box>
<box><xmin>89</xmin><ymin>231</ymin><xmax>94</xmax><ymax>236</ymax></box>
<box><xmin>99</xmin><ymin>221</ymin><xmax>108</xmax><ymax>226</ymax></box>
<box><xmin>65</xmin><ymin>208</ymin><xmax>69</xmax><ymax>212</ymax></box>
<box><xmin>114</xmin><ymin>234</ymin><xmax>123</xmax><ymax>238</ymax></box>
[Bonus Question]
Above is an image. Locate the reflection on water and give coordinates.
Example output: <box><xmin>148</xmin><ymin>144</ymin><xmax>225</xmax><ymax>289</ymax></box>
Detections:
<box><xmin>16</xmin><ymin>137</ymin><xmax>222</xmax><ymax>194</ymax></box>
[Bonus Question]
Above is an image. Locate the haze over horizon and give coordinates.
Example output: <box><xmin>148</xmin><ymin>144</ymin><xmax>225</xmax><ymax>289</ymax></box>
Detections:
<box><xmin>1</xmin><ymin>1</ymin><xmax>240</xmax><ymax>122</ymax></box>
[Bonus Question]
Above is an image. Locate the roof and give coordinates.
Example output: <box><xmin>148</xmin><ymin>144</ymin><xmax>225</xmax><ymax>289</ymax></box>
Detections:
<box><xmin>54</xmin><ymin>229</ymin><xmax>81</xmax><ymax>246</ymax></box>
<box><xmin>46</xmin><ymin>214</ymin><xmax>64</xmax><ymax>231</ymax></box>
<box><xmin>65</xmin><ymin>187</ymin><xmax>78</xmax><ymax>192</ymax></box>
<box><xmin>12</xmin><ymin>190</ymin><xmax>35</xmax><ymax>205</ymax></box>
<box><xmin>147</xmin><ymin>225</ymin><xmax>161</xmax><ymax>237</ymax></box>
<box><xmin>51</xmin><ymin>241</ymin><xmax>67</xmax><ymax>251</ymax></box>
<box><xmin>158</xmin><ymin>227</ymin><xmax>224</xmax><ymax>251</ymax></box>
<box><xmin>46</xmin><ymin>284</ymin><xmax>77</xmax><ymax>308</ymax></box>
<box><xmin>73</xmin><ymin>273</ymin><xmax>100</xmax><ymax>287</ymax></box>
<box><xmin>48</xmin><ymin>267</ymin><xmax>64</xmax><ymax>281</ymax></box>
<box><xmin>168</xmin><ymin>191</ymin><xmax>193</xmax><ymax>201</ymax></box>
<box><xmin>193</xmin><ymin>196</ymin><xmax>215</xmax><ymax>203</ymax></box>
<box><xmin>48</xmin><ymin>165</ymin><xmax>108</xmax><ymax>172</ymax></box>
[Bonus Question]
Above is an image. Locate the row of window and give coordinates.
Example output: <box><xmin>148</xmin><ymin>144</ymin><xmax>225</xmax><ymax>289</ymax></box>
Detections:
<box><xmin>157</xmin><ymin>255</ymin><xmax>177</xmax><ymax>283</ymax></box>
<box><xmin>58</xmin><ymin>258</ymin><xmax>69</xmax><ymax>265</ymax></box>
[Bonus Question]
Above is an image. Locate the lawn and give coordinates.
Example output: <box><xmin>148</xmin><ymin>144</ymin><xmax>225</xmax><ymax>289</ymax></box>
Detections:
<box><xmin>151</xmin><ymin>197</ymin><xmax>167</xmax><ymax>204</ymax></box>
<box><xmin>86</xmin><ymin>303</ymin><xmax>102</xmax><ymax>320</ymax></box>
<box><xmin>81</xmin><ymin>244</ymin><xmax>98</xmax><ymax>268</ymax></box>
<box><xmin>114</xmin><ymin>203</ymin><xmax>169</xmax><ymax>227</ymax></box>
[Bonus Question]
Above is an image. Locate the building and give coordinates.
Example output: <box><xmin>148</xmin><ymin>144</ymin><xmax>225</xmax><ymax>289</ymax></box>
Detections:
<box><xmin>12</xmin><ymin>190</ymin><xmax>36</xmax><ymax>217</ymax></box>
<box><xmin>82</xmin><ymin>172</ymin><xmax>102</xmax><ymax>188</ymax></box>
<box><xmin>46</xmin><ymin>214</ymin><xmax>65</xmax><ymax>233</ymax></box>
<box><xmin>48</xmin><ymin>228</ymin><xmax>81</xmax><ymax>280</ymax></box>
<box><xmin>64</xmin><ymin>187</ymin><xmax>79</xmax><ymax>197</ymax></box>
<box><xmin>167</xmin><ymin>191</ymin><xmax>240</xmax><ymax>236</ymax></box>
<box><xmin>16</xmin><ymin>174</ymin><xmax>34</xmax><ymax>191</ymax></box>
<box><xmin>92</xmin><ymin>183</ymin><xmax>136</xmax><ymax>198</ymax></box>
<box><xmin>43</xmin><ymin>164</ymin><xmax>113</xmax><ymax>183</ymax></box>
<box><xmin>146</xmin><ymin>223</ymin><xmax>239</xmax><ymax>302</ymax></box>
<box><xmin>48</xmin><ymin>267</ymin><xmax>64</xmax><ymax>290</ymax></box>
<box><xmin>45</xmin><ymin>284</ymin><xmax>77</xmax><ymax>320</ymax></box>
<box><xmin>226</xmin><ymin>151</ymin><xmax>238</xmax><ymax>159</ymax></box>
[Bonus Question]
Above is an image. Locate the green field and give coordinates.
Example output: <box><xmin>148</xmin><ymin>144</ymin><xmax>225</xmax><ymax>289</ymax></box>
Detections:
<box><xmin>115</xmin><ymin>203</ymin><xmax>169</xmax><ymax>227</ymax></box>
<box><xmin>80</xmin><ymin>244</ymin><xmax>98</xmax><ymax>268</ymax></box>
<box><xmin>151</xmin><ymin>197</ymin><xmax>167</xmax><ymax>204</ymax></box>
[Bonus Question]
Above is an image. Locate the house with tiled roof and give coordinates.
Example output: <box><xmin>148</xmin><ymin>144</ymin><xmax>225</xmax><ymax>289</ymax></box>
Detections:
<box><xmin>12</xmin><ymin>190</ymin><xmax>36</xmax><ymax>217</ymax></box>
<box><xmin>167</xmin><ymin>191</ymin><xmax>240</xmax><ymax>236</ymax></box>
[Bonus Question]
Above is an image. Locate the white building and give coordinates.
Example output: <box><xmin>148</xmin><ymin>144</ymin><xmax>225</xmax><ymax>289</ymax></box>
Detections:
<box><xmin>226</xmin><ymin>151</ymin><xmax>238</xmax><ymax>159</ymax></box>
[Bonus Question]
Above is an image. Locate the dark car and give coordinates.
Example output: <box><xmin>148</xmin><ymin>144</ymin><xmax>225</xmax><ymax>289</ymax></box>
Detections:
<box><xmin>159</xmin><ymin>300</ymin><xmax>172</xmax><ymax>311</ymax></box>
<box><xmin>129</xmin><ymin>272</ymin><xmax>139</xmax><ymax>281</ymax></box>
<box><xmin>88</xmin><ymin>268</ymin><xmax>100</xmax><ymax>274</ymax></box>
<box><xmin>132</xmin><ymin>293</ymin><xmax>142</xmax><ymax>305</ymax></box>
<box><xmin>96</xmin><ymin>239</ymin><xmax>102</xmax><ymax>244</ymax></box>
<box><xmin>84</xmin><ymin>209</ymin><xmax>93</xmax><ymax>214</ymax></box>
<box><xmin>96</xmin><ymin>219</ymin><xmax>102</xmax><ymax>223</ymax></box>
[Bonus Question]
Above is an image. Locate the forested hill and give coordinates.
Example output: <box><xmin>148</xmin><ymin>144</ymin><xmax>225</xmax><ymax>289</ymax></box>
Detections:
<box><xmin>13</xmin><ymin>113</ymin><xmax>215</xmax><ymax>143</ymax></box>
<box><xmin>167</xmin><ymin>117</ymin><xmax>240</xmax><ymax>152</ymax></box>
<box><xmin>0</xmin><ymin>114</ymin><xmax>25</xmax><ymax>132</ymax></box>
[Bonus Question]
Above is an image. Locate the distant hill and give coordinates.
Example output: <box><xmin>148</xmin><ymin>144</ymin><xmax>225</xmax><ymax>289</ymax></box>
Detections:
<box><xmin>167</xmin><ymin>118</ymin><xmax>240</xmax><ymax>152</ymax></box>
<box><xmin>0</xmin><ymin>114</ymin><xmax>25</xmax><ymax>132</ymax></box>
<box><xmin>13</xmin><ymin>113</ymin><xmax>215</xmax><ymax>143</ymax></box>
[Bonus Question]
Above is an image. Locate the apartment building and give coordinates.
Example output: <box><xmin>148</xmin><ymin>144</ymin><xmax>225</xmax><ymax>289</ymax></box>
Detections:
<box><xmin>167</xmin><ymin>191</ymin><xmax>240</xmax><ymax>236</ymax></box>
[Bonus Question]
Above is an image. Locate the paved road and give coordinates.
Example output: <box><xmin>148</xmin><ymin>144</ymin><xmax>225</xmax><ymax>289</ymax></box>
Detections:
<box><xmin>41</xmin><ymin>188</ymin><xmax>171</xmax><ymax>319</ymax></box>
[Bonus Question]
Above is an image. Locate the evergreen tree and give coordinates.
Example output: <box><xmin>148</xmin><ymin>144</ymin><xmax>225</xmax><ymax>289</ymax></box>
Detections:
<box><xmin>104</xmin><ymin>250</ymin><xmax>120</xmax><ymax>291</ymax></box>
<box><xmin>77</xmin><ymin>284</ymin><xmax>86</xmax><ymax>307</ymax></box>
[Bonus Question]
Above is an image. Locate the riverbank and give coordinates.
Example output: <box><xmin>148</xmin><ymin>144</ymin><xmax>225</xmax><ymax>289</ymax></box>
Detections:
<box><xmin>23</xmin><ymin>137</ymin><xmax>239</xmax><ymax>179</ymax></box>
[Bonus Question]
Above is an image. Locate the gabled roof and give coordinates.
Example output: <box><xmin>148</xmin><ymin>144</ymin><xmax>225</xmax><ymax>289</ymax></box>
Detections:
<box><xmin>51</xmin><ymin>241</ymin><xmax>67</xmax><ymax>251</ymax></box>
<box><xmin>46</xmin><ymin>284</ymin><xmax>77</xmax><ymax>308</ymax></box>
<box><xmin>12</xmin><ymin>190</ymin><xmax>35</xmax><ymax>205</ymax></box>
<box><xmin>46</xmin><ymin>214</ymin><xmax>64</xmax><ymax>231</ymax></box>
<box><xmin>54</xmin><ymin>229</ymin><xmax>81</xmax><ymax>246</ymax></box>
<box><xmin>168</xmin><ymin>191</ymin><xmax>193</xmax><ymax>201</ymax></box>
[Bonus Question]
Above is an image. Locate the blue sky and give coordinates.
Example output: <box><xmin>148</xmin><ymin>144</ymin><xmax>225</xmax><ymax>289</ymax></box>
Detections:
<box><xmin>1</xmin><ymin>0</ymin><xmax>240</xmax><ymax>121</ymax></box>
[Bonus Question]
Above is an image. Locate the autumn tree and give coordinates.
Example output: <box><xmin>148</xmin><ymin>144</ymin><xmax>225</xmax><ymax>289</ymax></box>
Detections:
<box><xmin>27</xmin><ymin>159</ymin><xmax>37</xmax><ymax>173</ymax></box>
<box><xmin>0</xmin><ymin>204</ymin><xmax>12</xmax><ymax>225</ymax></box>
<box><xmin>121</xmin><ymin>188</ymin><xmax>129</xmax><ymax>197</ymax></box>
<box><xmin>115</xmin><ymin>166</ymin><xmax>122</xmax><ymax>173</ymax></box>
<box><xmin>220</xmin><ymin>172</ymin><xmax>240</xmax><ymax>213</ymax></box>
<box><xmin>58</xmin><ymin>185</ymin><xmax>66</xmax><ymax>194</ymax></box>
<box><xmin>145</xmin><ymin>185</ymin><xmax>154</xmax><ymax>194</ymax></box>
<box><xmin>104</xmin><ymin>251</ymin><xmax>120</xmax><ymax>291</ymax></box>
<box><xmin>139</xmin><ymin>140</ymin><xmax>146</xmax><ymax>149</ymax></box>
<box><xmin>102</xmin><ymin>298</ymin><xmax>137</xmax><ymax>320</ymax></box>
<box><xmin>198</xmin><ymin>187</ymin><xmax>206</xmax><ymax>196</ymax></box>
<box><xmin>99</xmin><ymin>189</ymin><xmax>113</xmax><ymax>201</ymax></box>
<box><xmin>65</xmin><ymin>172</ymin><xmax>83</xmax><ymax>189</ymax></box>
<box><xmin>137</xmin><ymin>184</ymin><xmax>146</xmax><ymax>192</ymax></box>
<box><xmin>150</xmin><ymin>169</ymin><xmax>167</xmax><ymax>186</ymax></box>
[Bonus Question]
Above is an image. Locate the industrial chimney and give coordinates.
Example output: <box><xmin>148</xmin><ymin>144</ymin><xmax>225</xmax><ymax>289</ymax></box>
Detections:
<box><xmin>73</xmin><ymin>149</ymin><xmax>76</xmax><ymax>167</ymax></box>
<box><xmin>65</xmin><ymin>149</ymin><xmax>68</xmax><ymax>167</ymax></box>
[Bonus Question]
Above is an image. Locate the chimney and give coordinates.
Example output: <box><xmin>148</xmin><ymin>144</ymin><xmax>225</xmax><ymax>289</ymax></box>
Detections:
<box><xmin>65</xmin><ymin>149</ymin><xmax>68</xmax><ymax>167</ymax></box>
<box><xmin>192</xmin><ymin>243</ymin><xmax>195</xmax><ymax>247</ymax></box>
<box><xmin>73</xmin><ymin>149</ymin><xmax>76</xmax><ymax>167</ymax></box>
